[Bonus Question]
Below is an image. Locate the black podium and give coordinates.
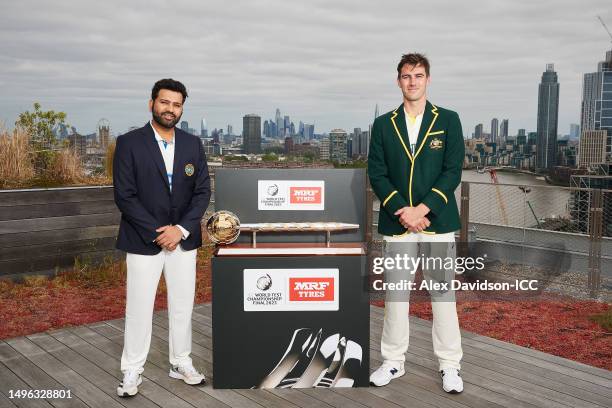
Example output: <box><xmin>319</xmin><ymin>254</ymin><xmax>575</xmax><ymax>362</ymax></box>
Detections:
<box><xmin>211</xmin><ymin>169</ymin><xmax>370</xmax><ymax>389</ymax></box>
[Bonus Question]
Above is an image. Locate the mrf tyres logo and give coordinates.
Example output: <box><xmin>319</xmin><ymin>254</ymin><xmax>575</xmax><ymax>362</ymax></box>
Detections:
<box><xmin>290</xmin><ymin>186</ymin><xmax>321</xmax><ymax>204</ymax></box>
<box><xmin>290</xmin><ymin>278</ymin><xmax>334</xmax><ymax>301</ymax></box>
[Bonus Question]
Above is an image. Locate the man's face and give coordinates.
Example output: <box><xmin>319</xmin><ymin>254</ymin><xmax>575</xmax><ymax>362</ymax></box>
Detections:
<box><xmin>397</xmin><ymin>64</ymin><xmax>430</xmax><ymax>103</ymax></box>
<box><xmin>149</xmin><ymin>89</ymin><xmax>184</xmax><ymax>129</ymax></box>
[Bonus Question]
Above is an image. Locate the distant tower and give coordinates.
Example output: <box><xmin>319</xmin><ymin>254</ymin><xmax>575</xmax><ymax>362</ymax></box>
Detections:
<box><xmin>490</xmin><ymin>118</ymin><xmax>499</xmax><ymax>143</ymax></box>
<box><xmin>580</xmin><ymin>49</ymin><xmax>612</xmax><ymax>164</ymax></box>
<box><xmin>374</xmin><ymin>104</ymin><xmax>379</xmax><ymax>121</ymax></box>
<box><xmin>536</xmin><ymin>63</ymin><xmax>560</xmax><ymax>172</ymax></box>
<box><xmin>243</xmin><ymin>114</ymin><xmax>262</xmax><ymax>154</ymax></box>
<box><xmin>500</xmin><ymin>119</ymin><xmax>509</xmax><ymax>143</ymax></box>
<box><xmin>98</xmin><ymin>118</ymin><xmax>110</xmax><ymax>148</ymax></box>
<box><xmin>275</xmin><ymin>108</ymin><xmax>282</xmax><ymax>138</ymax></box>
<box><xmin>201</xmin><ymin>118</ymin><xmax>208</xmax><ymax>137</ymax></box>
<box><xmin>474</xmin><ymin>123</ymin><xmax>484</xmax><ymax>139</ymax></box>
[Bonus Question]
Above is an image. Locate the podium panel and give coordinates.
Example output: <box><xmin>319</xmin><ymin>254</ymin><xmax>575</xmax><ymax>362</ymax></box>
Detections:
<box><xmin>212</xmin><ymin>249</ymin><xmax>369</xmax><ymax>389</ymax></box>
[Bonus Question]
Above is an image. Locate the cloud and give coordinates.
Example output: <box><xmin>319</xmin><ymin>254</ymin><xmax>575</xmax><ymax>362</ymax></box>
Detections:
<box><xmin>0</xmin><ymin>0</ymin><xmax>610</xmax><ymax>136</ymax></box>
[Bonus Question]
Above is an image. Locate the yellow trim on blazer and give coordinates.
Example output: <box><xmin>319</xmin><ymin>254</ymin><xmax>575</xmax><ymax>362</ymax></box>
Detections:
<box><xmin>413</xmin><ymin>104</ymin><xmax>439</xmax><ymax>161</ymax></box>
<box><xmin>382</xmin><ymin>190</ymin><xmax>398</xmax><ymax>207</ymax></box>
<box><xmin>390</xmin><ymin>109</ymin><xmax>413</xmax><ymax>162</ymax></box>
<box><xmin>428</xmin><ymin>130</ymin><xmax>445</xmax><ymax>136</ymax></box>
<box><xmin>431</xmin><ymin>187</ymin><xmax>448</xmax><ymax>204</ymax></box>
<box><xmin>409</xmin><ymin>104</ymin><xmax>439</xmax><ymax>205</ymax></box>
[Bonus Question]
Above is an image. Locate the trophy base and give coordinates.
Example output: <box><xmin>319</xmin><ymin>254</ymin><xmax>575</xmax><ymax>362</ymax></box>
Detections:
<box><xmin>215</xmin><ymin>242</ymin><xmax>365</xmax><ymax>257</ymax></box>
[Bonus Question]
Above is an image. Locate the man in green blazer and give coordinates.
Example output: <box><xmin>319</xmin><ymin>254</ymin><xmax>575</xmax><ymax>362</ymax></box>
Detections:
<box><xmin>368</xmin><ymin>53</ymin><xmax>464</xmax><ymax>393</ymax></box>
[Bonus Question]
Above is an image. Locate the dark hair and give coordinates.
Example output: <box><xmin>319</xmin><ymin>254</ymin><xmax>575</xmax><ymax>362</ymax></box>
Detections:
<box><xmin>397</xmin><ymin>53</ymin><xmax>430</xmax><ymax>78</ymax></box>
<box><xmin>151</xmin><ymin>78</ymin><xmax>188</xmax><ymax>103</ymax></box>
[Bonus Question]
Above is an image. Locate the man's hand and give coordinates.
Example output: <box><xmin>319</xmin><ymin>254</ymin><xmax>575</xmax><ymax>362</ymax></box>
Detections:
<box><xmin>154</xmin><ymin>225</ymin><xmax>183</xmax><ymax>251</ymax></box>
<box><xmin>394</xmin><ymin>204</ymin><xmax>431</xmax><ymax>233</ymax></box>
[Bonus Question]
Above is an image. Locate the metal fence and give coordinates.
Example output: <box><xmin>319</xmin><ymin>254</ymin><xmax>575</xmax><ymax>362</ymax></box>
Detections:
<box><xmin>369</xmin><ymin>180</ymin><xmax>611</xmax><ymax>299</ymax></box>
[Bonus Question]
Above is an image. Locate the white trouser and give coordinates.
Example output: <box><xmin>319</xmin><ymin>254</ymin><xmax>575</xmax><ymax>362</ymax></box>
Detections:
<box><xmin>121</xmin><ymin>246</ymin><xmax>197</xmax><ymax>373</ymax></box>
<box><xmin>380</xmin><ymin>232</ymin><xmax>463</xmax><ymax>370</ymax></box>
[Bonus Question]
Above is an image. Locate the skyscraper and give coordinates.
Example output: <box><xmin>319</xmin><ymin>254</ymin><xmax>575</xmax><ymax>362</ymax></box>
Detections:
<box><xmin>329</xmin><ymin>129</ymin><xmax>348</xmax><ymax>162</ymax></box>
<box><xmin>570</xmin><ymin>124</ymin><xmax>580</xmax><ymax>139</ymax></box>
<box><xmin>474</xmin><ymin>124</ymin><xmax>484</xmax><ymax>139</ymax></box>
<box><xmin>490</xmin><ymin>118</ymin><xmax>499</xmax><ymax>143</ymax></box>
<box><xmin>243</xmin><ymin>114</ymin><xmax>261</xmax><ymax>154</ymax></box>
<box><xmin>181</xmin><ymin>120</ymin><xmax>189</xmax><ymax>133</ymax></box>
<box><xmin>227</xmin><ymin>125</ymin><xmax>233</xmax><ymax>136</ymax></box>
<box><xmin>580</xmin><ymin>49</ymin><xmax>612</xmax><ymax>164</ymax></box>
<box><xmin>275</xmin><ymin>108</ymin><xmax>282</xmax><ymax>138</ymax></box>
<box><xmin>303</xmin><ymin>124</ymin><xmax>315</xmax><ymax>140</ymax></box>
<box><xmin>201</xmin><ymin>118</ymin><xmax>208</xmax><ymax>137</ymax></box>
<box><xmin>500</xmin><ymin>119</ymin><xmax>509</xmax><ymax>143</ymax></box>
<box><xmin>536</xmin><ymin>64</ymin><xmax>560</xmax><ymax>172</ymax></box>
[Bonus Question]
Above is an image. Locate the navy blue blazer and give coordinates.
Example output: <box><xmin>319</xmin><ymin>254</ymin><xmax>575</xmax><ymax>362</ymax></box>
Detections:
<box><xmin>113</xmin><ymin>122</ymin><xmax>211</xmax><ymax>255</ymax></box>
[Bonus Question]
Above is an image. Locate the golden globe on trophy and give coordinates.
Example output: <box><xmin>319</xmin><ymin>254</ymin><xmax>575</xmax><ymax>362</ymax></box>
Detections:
<box><xmin>205</xmin><ymin>210</ymin><xmax>241</xmax><ymax>245</ymax></box>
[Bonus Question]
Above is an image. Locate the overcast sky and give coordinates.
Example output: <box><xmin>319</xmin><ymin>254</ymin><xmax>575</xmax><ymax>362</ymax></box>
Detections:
<box><xmin>1</xmin><ymin>0</ymin><xmax>611</xmax><ymax>137</ymax></box>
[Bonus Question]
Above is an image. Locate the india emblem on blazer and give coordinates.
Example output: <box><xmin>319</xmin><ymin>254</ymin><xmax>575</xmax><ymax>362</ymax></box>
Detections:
<box><xmin>429</xmin><ymin>138</ymin><xmax>443</xmax><ymax>150</ymax></box>
<box><xmin>185</xmin><ymin>163</ymin><xmax>195</xmax><ymax>176</ymax></box>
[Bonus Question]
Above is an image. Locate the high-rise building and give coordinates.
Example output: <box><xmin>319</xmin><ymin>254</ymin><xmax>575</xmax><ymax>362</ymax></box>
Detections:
<box><xmin>227</xmin><ymin>125</ymin><xmax>233</xmax><ymax>136</ymax></box>
<box><xmin>181</xmin><ymin>121</ymin><xmax>189</xmax><ymax>133</ymax></box>
<box><xmin>303</xmin><ymin>124</ymin><xmax>315</xmax><ymax>140</ymax></box>
<box><xmin>201</xmin><ymin>118</ymin><xmax>208</xmax><ymax>137</ymax></box>
<box><xmin>243</xmin><ymin>114</ymin><xmax>261</xmax><ymax>154</ymax></box>
<box><xmin>474</xmin><ymin>124</ymin><xmax>484</xmax><ymax>139</ymax></box>
<box><xmin>275</xmin><ymin>109</ymin><xmax>282</xmax><ymax>138</ymax></box>
<box><xmin>319</xmin><ymin>137</ymin><xmax>330</xmax><ymax>160</ymax></box>
<box><xmin>570</xmin><ymin>124</ymin><xmax>580</xmax><ymax>139</ymax></box>
<box><xmin>329</xmin><ymin>129</ymin><xmax>348</xmax><ymax>162</ymax></box>
<box><xmin>580</xmin><ymin>49</ymin><xmax>612</xmax><ymax>163</ymax></box>
<box><xmin>536</xmin><ymin>64</ymin><xmax>560</xmax><ymax>172</ymax></box>
<box><xmin>578</xmin><ymin>130</ymin><xmax>607</xmax><ymax>168</ymax></box>
<box><xmin>518</xmin><ymin>128</ymin><xmax>526</xmax><ymax>137</ymax></box>
<box><xmin>500</xmin><ymin>119</ymin><xmax>509</xmax><ymax>143</ymax></box>
<box><xmin>263</xmin><ymin>120</ymin><xmax>270</xmax><ymax>138</ymax></box>
<box><xmin>374</xmin><ymin>104</ymin><xmax>379</xmax><ymax>121</ymax></box>
<box><xmin>490</xmin><ymin>118</ymin><xmax>499</xmax><ymax>143</ymax></box>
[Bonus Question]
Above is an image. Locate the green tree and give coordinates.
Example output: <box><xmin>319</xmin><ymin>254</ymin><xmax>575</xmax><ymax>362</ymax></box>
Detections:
<box><xmin>262</xmin><ymin>152</ymin><xmax>278</xmax><ymax>162</ymax></box>
<box><xmin>16</xmin><ymin>102</ymin><xmax>67</xmax><ymax>150</ymax></box>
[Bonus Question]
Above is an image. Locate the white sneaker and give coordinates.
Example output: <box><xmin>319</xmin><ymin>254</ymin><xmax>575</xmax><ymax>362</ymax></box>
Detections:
<box><xmin>117</xmin><ymin>369</ymin><xmax>142</xmax><ymax>397</ymax></box>
<box><xmin>440</xmin><ymin>368</ymin><xmax>463</xmax><ymax>393</ymax></box>
<box><xmin>169</xmin><ymin>363</ymin><xmax>206</xmax><ymax>385</ymax></box>
<box><xmin>369</xmin><ymin>361</ymin><xmax>405</xmax><ymax>386</ymax></box>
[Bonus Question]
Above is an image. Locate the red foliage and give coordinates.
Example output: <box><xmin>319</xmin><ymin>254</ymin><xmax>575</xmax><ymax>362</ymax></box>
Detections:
<box><xmin>370</xmin><ymin>295</ymin><xmax>612</xmax><ymax>370</ymax></box>
<box><xmin>0</xmin><ymin>253</ymin><xmax>212</xmax><ymax>340</ymax></box>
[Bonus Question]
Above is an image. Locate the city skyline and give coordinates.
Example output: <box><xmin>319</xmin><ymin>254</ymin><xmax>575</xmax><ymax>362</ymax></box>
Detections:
<box><xmin>0</xmin><ymin>1</ymin><xmax>610</xmax><ymax>136</ymax></box>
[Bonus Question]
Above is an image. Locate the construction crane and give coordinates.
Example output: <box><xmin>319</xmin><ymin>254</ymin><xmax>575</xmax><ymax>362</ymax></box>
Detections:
<box><xmin>485</xmin><ymin>168</ymin><xmax>509</xmax><ymax>225</ymax></box>
<box><xmin>597</xmin><ymin>15</ymin><xmax>612</xmax><ymax>43</ymax></box>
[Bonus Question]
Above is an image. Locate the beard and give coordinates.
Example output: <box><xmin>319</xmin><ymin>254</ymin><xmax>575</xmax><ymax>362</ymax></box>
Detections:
<box><xmin>152</xmin><ymin>107</ymin><xmax>181</xmax><ymax>129</ymax></box>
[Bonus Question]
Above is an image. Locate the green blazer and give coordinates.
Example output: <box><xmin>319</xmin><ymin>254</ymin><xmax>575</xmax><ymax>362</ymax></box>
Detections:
<box><xmin>368</xmin><ymin>101</ymin><xmax>464</xmax><ymax>236</ymax></box>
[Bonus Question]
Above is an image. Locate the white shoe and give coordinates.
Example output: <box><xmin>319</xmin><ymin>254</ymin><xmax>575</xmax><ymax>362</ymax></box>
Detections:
<box><xmin>369</xmin><ymin>361</ymin><xmax>405</xmax><ymax>386</ymax></box>
<box><xmin>440</xmin><ymin>368</ymin><xmax>463</xmax><ymax>393</ymax></box>
<box><xmin>117</xmin><ymin>369</ymin><xmax>142</xmax><ymax>397</ymax></box>
<box><xmin>169</xmin><ymin>363</ymin><xmax>206</xmax><ymax>385</ymax></box>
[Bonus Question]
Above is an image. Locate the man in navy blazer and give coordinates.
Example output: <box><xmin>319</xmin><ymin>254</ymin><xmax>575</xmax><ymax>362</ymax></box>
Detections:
<box><xmin>113</xmin><ymin>79</ymin><xmax>211</xmax><ymax>397</ymax></box>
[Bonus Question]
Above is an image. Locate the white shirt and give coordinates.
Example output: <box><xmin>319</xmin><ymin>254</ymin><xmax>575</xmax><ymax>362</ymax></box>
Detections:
<box><xmin>404</xmin><ymin>107</ymin><xmax>423</xmax><ymax>153</ymax></box>
<box><xmin>150</xmin><ymin>121</ymin><xmax>189</xmax><ymax>240</ymax></box>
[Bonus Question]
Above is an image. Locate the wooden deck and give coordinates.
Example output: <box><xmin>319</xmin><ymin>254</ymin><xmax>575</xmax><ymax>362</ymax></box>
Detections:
<box><xmin>0</xmin><ymin>304</ymin><xmax>610</xmax><ymax>408</ymax></box>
